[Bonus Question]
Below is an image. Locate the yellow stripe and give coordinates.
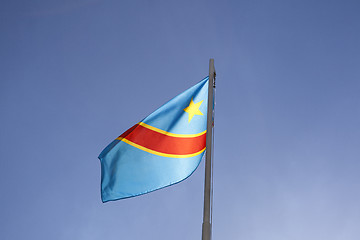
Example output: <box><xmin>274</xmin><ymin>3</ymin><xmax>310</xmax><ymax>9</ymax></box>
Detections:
<box><xmin>138</xmin><ymin>122</ymin><xmax>206</xmax><ymax>138</ymax></box>
<box><xmin>117</xmin><ymin>137</ymin><xmax>206</xmax><ymax>158</ymax></box>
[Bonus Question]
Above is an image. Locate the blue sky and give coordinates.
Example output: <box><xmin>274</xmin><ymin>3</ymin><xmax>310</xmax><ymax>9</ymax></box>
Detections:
<box><xmin>1</xmin><ymin>0</ymin><xmax>360</xmax><ymax>239</ymax></box>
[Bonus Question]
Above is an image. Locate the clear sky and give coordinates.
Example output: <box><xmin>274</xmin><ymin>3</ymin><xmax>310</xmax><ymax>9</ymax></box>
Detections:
<box><xmin>1</xmin><ymin>0</ymin><xmax>360</xmax><ymax>239</ymax></box>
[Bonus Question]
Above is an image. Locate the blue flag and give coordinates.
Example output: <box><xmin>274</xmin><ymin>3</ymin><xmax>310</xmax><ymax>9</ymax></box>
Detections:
<box><xmin>99</xmin><ymin>77</ymin><xmax>209</xmax><ymax>202</ymax></box>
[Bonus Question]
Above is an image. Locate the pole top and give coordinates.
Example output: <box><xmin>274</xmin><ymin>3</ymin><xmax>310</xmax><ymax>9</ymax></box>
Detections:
<box><xmin>209</xmin><ymin>59</ymin><xmax>216</xmax><ymax>87</ymax></box>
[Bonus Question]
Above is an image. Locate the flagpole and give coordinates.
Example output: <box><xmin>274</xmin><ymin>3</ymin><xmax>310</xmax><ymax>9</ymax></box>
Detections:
<box><xmin>202</xmin><ymin>59</ymin><xmax>215</xmax><ymax>240</ymax></box>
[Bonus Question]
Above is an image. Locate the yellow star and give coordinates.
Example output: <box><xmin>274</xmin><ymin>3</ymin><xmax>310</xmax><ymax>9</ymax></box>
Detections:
<box><xmin>184</xmin><ymin>98</ymin><xmax>204</xmax><ymax>123</ymax></box>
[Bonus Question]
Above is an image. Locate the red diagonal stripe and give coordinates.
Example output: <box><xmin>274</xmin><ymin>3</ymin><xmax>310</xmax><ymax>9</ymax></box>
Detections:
<box><xmin>118</xmin><ymin>124</ymin><xmax>206</xmax><ymax>155</ymax></box>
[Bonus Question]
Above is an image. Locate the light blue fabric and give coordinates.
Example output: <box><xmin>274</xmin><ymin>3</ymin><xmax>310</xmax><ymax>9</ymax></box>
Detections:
<box><xmin>99</xmin><ymin>77</ymin><xmax>209</xmax><ymax>202</ymax></box>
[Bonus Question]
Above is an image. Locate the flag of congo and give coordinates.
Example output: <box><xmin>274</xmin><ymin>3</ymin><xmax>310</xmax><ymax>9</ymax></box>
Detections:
<box><xmin>99</xmin><ymin>77</ymin><xmax>209</xmax><ymax>202</ymax></box>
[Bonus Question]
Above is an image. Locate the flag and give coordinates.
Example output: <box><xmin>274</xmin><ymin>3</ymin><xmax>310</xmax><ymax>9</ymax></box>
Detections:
<box><xmin>99</xmin><ymin>77</ymin><xmax>209</xmax><ymax>202</ymax></box>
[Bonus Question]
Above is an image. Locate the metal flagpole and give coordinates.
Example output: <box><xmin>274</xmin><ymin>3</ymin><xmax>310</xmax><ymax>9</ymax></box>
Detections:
<box><xmin>202</xmin><ymin>59</ymin><xmax>215</xmax><ymax>240</ymax></box>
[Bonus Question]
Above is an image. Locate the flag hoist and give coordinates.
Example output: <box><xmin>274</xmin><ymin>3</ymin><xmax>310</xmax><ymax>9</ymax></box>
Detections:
<box><xmin>98</xmin><ymin>59</ymin><xmax>216</xmax><ymax>240</ymax></box>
